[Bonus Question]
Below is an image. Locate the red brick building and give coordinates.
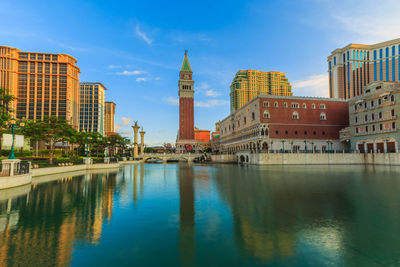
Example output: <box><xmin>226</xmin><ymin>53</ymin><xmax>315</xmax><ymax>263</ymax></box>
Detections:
<box><xmin>218</xmin><ymin>95</ymin><xmax>349</xmax><ymax>153</ymax></box>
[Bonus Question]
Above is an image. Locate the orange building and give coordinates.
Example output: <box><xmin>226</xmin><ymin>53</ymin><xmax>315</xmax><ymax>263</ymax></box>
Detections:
<box><xmin>194</xmin><ymin>127</ymin><xmax>211</xmax><ymax>150</ymax></box>
<box><xmin>104</xmin><ymin>101</ymin><xmax>116</xmax><ymax>136</ymax></box>
<box><xmin>0</xmin><ymin>46</ymin><xmax>80</xmax><ymax>127</ymax></box>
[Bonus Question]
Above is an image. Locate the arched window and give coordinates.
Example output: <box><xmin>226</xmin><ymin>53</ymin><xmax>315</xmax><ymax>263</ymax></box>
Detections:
<box><xmin>292</xmin><ymin>111</ymin><xmax>299</xmax><ymax>119</ymax></box>
<box><xmin>303</xmin><ymin>103</ymin><xmax>307</xmax><ymax>109</ymax></box>
<box><xmin>263</xmin><ymin>101</ymin><xmax>269</xmax><ymax>107</ymax></box>
<box><xmin>263</xmin><ymin>111</ymin><xmax>270</xmax><ymax>119</ymax></box>
<box><xmin>320</xmin><ymin>104</ymin><xmax>326</xmax><ymax>109</ymax></box>
<box><xmin>284</xmin><ymin>102</ymin><xmax>288</xmax><ymax>108</ymax></box>
<box><xmin>252</xmin><ymin>112</ymin><xmax>255</xmax><ymax>120</ymax></box>
<box><xmin>311</xmin><ymin>103</ymin><xmax>316</xmax><ymax>109</ymax></box>
<box><xmin>320</xmin><ymin>112</ymin><xmax>327</xmax><ymax>120</ymax></box>
<box><xmin>274</xmin><ymin>102</ymin><xmax>278</xmax><ymax>108</ymax></box>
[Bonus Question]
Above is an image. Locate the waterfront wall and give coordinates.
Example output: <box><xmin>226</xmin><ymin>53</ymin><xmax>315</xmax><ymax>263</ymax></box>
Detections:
<box><xmin>31</xmin><ymin>162</ymin><xmax>122</xmax><ymax>177</ymax></box>
<box><xmin>217</xmin><ymin>152</ymin><xmax>400</xmax><ymax>166</ymax></box>
<box><xmin>211</xmin><ymin>154</ymin><xmax>237</xmax><ymax>163</ymax></box>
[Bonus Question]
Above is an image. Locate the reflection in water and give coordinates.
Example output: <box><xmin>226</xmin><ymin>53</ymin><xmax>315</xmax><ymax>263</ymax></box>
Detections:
<box><xmin>0</xmin><ymin>164</ymin><xmax>400</xmax><ymax>266</ymax></box>
<box><xmin>178</xmin><ymin>164</ymin><xmax>195</xmax><ymax>266</ymax></box>
<box><xmin>0</xmin><ymin>170</ymin><xmax>119</xmax><ymax>266</ymax></box>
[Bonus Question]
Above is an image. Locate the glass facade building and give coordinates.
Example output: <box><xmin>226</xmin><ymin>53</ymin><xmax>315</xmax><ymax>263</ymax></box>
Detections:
<box><xmin>79</xmin><ymin>82</ymin><xmax>106</xmax><ymax>135</ymax></box>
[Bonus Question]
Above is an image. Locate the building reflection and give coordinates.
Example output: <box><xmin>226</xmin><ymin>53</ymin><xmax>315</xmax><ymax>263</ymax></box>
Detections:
<box><xmin>178</xmin><ymin>164</ymin><xmax>195</xmax><ymax>266</ymax></box>
<box><xmin>0</xmin><ymin>170</ymin><xmax>119</xmax><ymax>266</ymax></box>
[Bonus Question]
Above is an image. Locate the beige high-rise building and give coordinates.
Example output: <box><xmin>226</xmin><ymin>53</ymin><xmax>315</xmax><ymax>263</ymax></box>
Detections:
<box><xmin>79</xmin><ymin>82</ymin><xmax>106</xmax><ymax>134</ymax></box>
<box><xmin>104</xmin><ymin>101</ymin><xmax>116</xmax><ymax>136</ymax></box>
<box><xmin>230</xmin><ymin>70</ymin><xmax>292</xmax><ymax>113</ymax></box>
<box><xmin>0</xmin><ymin>46</ymin><xmax>80</xmax><ymax>127</ymax></box>
<box><xmin>328</xmin><ymin>38</ymin><xmax>400</xmax><ymax>99</ymax></box>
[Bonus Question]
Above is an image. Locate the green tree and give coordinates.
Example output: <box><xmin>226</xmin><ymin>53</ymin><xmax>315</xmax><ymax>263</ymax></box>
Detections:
<box><xmin>0</xmin><ymin>87</ymin><xmax>16</xmax><ymax>156</ymax></box>
<box><xmin>40</xmin><ymin>116</ymin><xmax>76</xmax><ymax>164</ymax></box>
<box><xmin>21</xmin><ymin>120</ymin><xmax>46</xmax><ymax>156</ymax></box>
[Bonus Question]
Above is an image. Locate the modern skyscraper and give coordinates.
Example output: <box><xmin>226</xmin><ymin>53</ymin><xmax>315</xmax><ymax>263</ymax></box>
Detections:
<box><xmin>328</xmin><ymin>38</ymin><xmax>400</xmax><ymax>99</ymax></box>
<box><xmin>176</xmin><ymin>51</ymin><xmax>197</xmax><ymax>153</ymax></box>
<box><xmin>104</xmin><ymin>101</ymin><xmax>116</xmax><ymax>137</ymax></box>
<box><xmin>0</xmin><ymin>46</ymin><xmax>80</xmax><ymax>127</ymax></box>
<box><xmin>230</xmin><ymin>70</ymin><xmax>292</xmax><ymax>113</ymax></box>
<box><xmin>79</xmin><ymin>82</ymin><xmax>106</xmax><ymax>134</ymax></box>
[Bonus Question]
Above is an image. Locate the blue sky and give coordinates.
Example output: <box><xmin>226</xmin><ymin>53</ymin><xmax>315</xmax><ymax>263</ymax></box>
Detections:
<box><xmin>1</xmin><ymin>0</ymin><xmax>399</xmax><ymax>145</ymax></box>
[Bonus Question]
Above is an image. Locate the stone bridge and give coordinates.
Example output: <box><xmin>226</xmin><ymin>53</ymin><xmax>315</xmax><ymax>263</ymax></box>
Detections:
<box><xmin>142</xmin><ymin>153</ymin><xmax>202</xmax><ymax>163</ymax></box>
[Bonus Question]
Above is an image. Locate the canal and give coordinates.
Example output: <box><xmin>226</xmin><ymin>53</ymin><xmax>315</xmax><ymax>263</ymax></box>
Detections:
<box><xmin>0</xmin><ymin>163</ymin><xmax>400</xmax><ymax>266</ymax></box>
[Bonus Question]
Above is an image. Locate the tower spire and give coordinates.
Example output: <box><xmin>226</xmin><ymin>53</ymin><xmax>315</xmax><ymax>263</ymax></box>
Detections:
<box><xmin>181</xmin><ymin>50</ymin><xmax>192</xmax><ymax>72</ymax></box>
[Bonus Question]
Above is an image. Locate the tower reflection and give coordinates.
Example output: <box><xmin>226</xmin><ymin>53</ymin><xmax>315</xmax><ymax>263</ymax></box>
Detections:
<box><xmin>178</xmin><ymin>164</ymin><xmax>195</xmax><ymax>266</ymax></box>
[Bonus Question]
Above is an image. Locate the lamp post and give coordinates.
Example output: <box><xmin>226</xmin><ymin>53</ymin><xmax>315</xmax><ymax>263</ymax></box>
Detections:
<box><xmin>270</xmin><ymin>141</ymin><xmax>273</xmax><ymax>153</ymax></box>
<box><xmin>290</xmin><ymin>141</ymin><xmax>294</xmax><ymax>153</ymax></box>
<box><xmin>7</xmin><ymin>118</ymin><xmax>25</xmax><ymax>159</ymax></box>
<box><xmin>86</xmin><ymin>135</ymin><xmax>93</xmax><ymax>158</ymax></box>
<box><xmin>385</xmin><ymin>137</ymin><xmax>390</xmax><ymax>153</ymax></box>
<box><xmin>281</xmin><ymin>139</ymin><xmax>285</xmax><ymax>153</ymax></box>
<box><xmin>106</xmin><ymin>140</ymin><xmax>111</xmax><ymax>157</ymax></box>
<box><xmin>304</xmin><ymin>140</ymin><xmax>307</xmax><ymax>153</ymax></box>
<box><xmin>346</xmin><ymin>139</ymin><xmax>352</xmax><ymax>153</ymax></box>
<box><xmin>311</xmin><ymin>141</ymin><xmax>314</xmax><ymax>153</ymax></box>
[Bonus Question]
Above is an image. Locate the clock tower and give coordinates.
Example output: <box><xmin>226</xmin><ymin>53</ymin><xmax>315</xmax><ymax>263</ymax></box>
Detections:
<box><xmin>176</xmin><ymin>50</ymin><xmax>196</xmax><ymax>153</ymax></box>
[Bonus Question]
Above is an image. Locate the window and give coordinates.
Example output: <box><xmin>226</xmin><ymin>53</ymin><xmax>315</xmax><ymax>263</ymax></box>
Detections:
<box><xmin>302</xmin><ymin>103</ymin><xmax>307</xmax><ymax>109</ymax></box>
<box><xmin>252</xmin><ymin>112</ymin><xmax>255</xmax><ymax>120</ymax></box>
<box><xmin>275</xmin><ymin>130</ymin><xmax>279</xmax><ymax>134</ymax></box>
<box><xmin>263</xmin><ymin>111</ymin><xmax>270</xmax><ymax>119</ymax></box>
<box><xmin>371</xmin><ymin>100</ymin><xmax>374</xmax><ymax>107</ymax></box>
<box><xmin>372</xmin><ymin>125</ymin><xmax>375</xmax><ymax>132</ymax></box>
<box><xmin>355</xmin><ymin>117</ymin><xmax>358</xmax><ymax>123</ymax></box>
<box><xmin>320</xmin><ymin>112</ymin><xmax>327</xmax><ymax>120</ymax></box>
<box><xmin>322</xmin><ymin>131</ymin><xmax>326</xmax><ymax>135</ymax></box>
<box><xmin>379</xmin><ymin>112</ymin><xmax>382</xmax><ymax>119</ymax></box>
<box><xmin>378</xmin><ymin>99</ymin><xmax>382</xmax><ymax>105</ymax></box>
<box><xmin>263</xmin><ymin>101</ymin><xmax>269</xmax><ymax>107</ymax></box>
<box><xmin>295</xmin><ymin>131</ymin><xmax>298</xmax><ymax>135</ymax></box>
<box><xmin>391</xmin><ymin>95</ymin><xmax>395</xmax><ymax>102</ymax></box>
<box><xmin>313</xmin><ymin>131</ymin><xmax>316</xmax><ymax>135</ymax></box>
<box><xmin>284</xmin><ymin>102</ymin><xmax>288</xmax><ymax>108</ymax></box>
<box><xmin>311</xmin><ymin>104</ymin><xmax>316</xmax><ymax>109</ymax></box>
<box><xmin>380</xmin><ymin>124</ymin><xmax>383</xmax><ymax>130</ymax></box>
<box><xmin>354</xmin><ymin>105</ymin><xmax>357</xmax><ymax>111</ymax></box>
<box><xmin>366</xmin><ymin>126</ymin><xmax>369</xmax><ymax>133</ymax></box>
<box><xmin>285</xmin><ymin>130</ymin><xmax>288</xmax><ymax>135</ymax></box>
<box><xmin>364</xmin><ymin>115</ymin><xmax>368</xmax><ymax>122</ymax></box>
<box><xmin>291</xmin><ymin>103</ymin><xmax>299</xmax><ymax>108</ymax></box>
<box><xmin>392</xmin><ymin>122</ymin><xmax>396</xmax><ymax>129</ymax></box>
<box><xmin>319</xmin><ymin>104</ymin><xmax>326</xmax><ymax>109</ymax></box>
<box><xmin>364</xmin><ymin>102</ymin><xmax>367</xmax><ymax>109</ymax></box>
<box><xmin>292</xmin><ymin>111</ymin><xmax>299</xmax><ymax>120</ymax></box>
<box><xmin>372</xmin><ymin>114</ymin><xmax>375</xmax><ymax>120</ymax></box>
<box><xmin>243</xmin><ymin>117</ymin><xmax>246</xmax><ymax>124</ymax></box>
<box><xmin>304</xmin><ymin>131</ymin><xmax>307</xmax><ymax>135</ymax></box>
<box><xmin>274</xmin><ymin>102</ymin><xmax>278</xmax><ymax>108</ymax></box>
<box><xmin>356</xmin><ymin>128</ymin><xmax>359</xmax><ymax>133</ymax></box>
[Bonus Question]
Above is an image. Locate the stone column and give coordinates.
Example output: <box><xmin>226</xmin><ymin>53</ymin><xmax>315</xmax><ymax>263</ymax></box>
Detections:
<box><xmin>395</xmin><ymin>141</ymin><xmax>399</xmax><ymax>153</ymax></box>
<box><xmin>140</xmin><ymin>127</ymin><xmax>146</xmax><ymax>156</ymax></box>
<box><xmin>384</xmin><ymin>142</ymin><xmax>388</xmax><ymax>153</ymax></box>
<box><xmin>373</xmin><ymin>143</ymin><xmax>377</xmax><ymax>153</ymax></box>
<box><xmin>364</xmin><ymin>143</ymin><xmax>367</xmax><ymax>153</ymax></box>
<box><xmin>132</xmin><ymin>121</ymin><xmax>140</xmax><ymax>159</ymax></box>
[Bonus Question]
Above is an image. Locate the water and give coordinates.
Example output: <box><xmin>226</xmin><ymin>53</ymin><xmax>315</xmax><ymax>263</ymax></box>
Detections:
<box><xmin>1</xmin><ymin>163</ymin><xmax>400</xmax><ymax>266</ymax></box>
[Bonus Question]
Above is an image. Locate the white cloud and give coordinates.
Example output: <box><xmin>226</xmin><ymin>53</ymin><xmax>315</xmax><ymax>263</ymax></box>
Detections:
<box><xmin>136</xmin><ymin>24</ymin><xmax>152</xmax><ymax>45</ymax></box>
<box><xmin>115</xmin><ymin>124</ymin><xmax>122</xmax><ymax>131</ymax></box>
<box><xmin>107</xmin><ymin>65</ymin><xmax>122</xmax><ymax>69</ymax></box>
<box><xmin>116</xmin><ymin>70</ymin><xmax>145</xmax><ymax>76</ymax></box>
<box><xmin>319</xmin><ymin>0</ymin><xmax>400</xmax><ymax>43</ymax></box>
<box><xmin>195</xmin><ymin>99</ymin><xmax>229</xmax><ymax>108</ymax></box>
<box><xmin>165</xmin><ymin>96</ymin><xmax>179</xmax><ymax>106</ymax></box>
<box><xmin>292</xmin><ymin>74</ymin><xmax>329</xmax><ymax>97</ymax></box>
<box><xmin>136</xmin><ymin>77</ymin><xmax>147</xmax><ymax>82</ymax></box>
<box><xmin>205</xmin><ymin>90</ymin><xmax>220</xmax><ymax>97</ymax></box>
<box><xmin>121</xmin><ymin>117</ymin><xmax>132</xmax><ymax>126</ymax></box>
<box><xmin>198</xmin><ymin>82</ymin><xmax>209</xmax><ymax>90</ymax></box>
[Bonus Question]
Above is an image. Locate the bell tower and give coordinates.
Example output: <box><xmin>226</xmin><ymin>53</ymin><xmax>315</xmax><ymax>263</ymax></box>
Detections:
<box><xmin>177</xmin><ymin>50</ymin><xmax>195</xmax><ymax>153</ymax></box>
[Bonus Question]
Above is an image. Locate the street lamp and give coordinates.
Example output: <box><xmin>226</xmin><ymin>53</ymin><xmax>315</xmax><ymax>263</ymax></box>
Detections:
<box><xmin>106</xmin><ymin>140</ymin><xmax>111</xmax><ymax>158</ymax></box>
<box><xmin>346</xmin><ymin>139</ymin><xmax>352</xmax><ymax>153</ymax></box>
<box><xmin>281</xmin><ymin>139</ymin><xmax>285</xmax><ymax>153</ymax></box>
<box><xmin>7</xmin><ymin>118</ymin><xmax>25</xmax><ymax>159</ymax></box>
<box><xmin>86</xmin><ymin>135</ymin><xmax>93</xmax><ymax>158</ymax></box>
<box><xmin>304</xmin><ymin>140</ymin><xmax>307</xmax><ymax>153</ymax></box>
<box><xmin>385</xmin><ymin>137</ymin><xmax>391</xmax><ymax>153</ymax></box>
<box><xmin>311</xmin><ymin>141</ymin><xmax>314</xmax><ymax>153</ymax></box>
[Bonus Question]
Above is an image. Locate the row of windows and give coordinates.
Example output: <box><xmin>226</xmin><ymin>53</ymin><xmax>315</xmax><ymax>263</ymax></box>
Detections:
<box><xmin>274</xmin><ymin>129</ymin><xmax>326</xmax><ymax>136</ymax></box>
<box><xmin>355</xmin><ymin>109</ymin><xmax>395</xmax><ymax>123</ymax></box>
<box><xmin>263</xmin><ymin>101</ymin><xmax>326</xmax><ymax>109</ymax></box>
<box><xmin>263</xmin><ymin>111</ymin><xmax>327</xmax><ymax>120</ymax></box>
<box><xmin>354</xmin><ymin>95</ymin><xmax>395</xmax><ymax>111</ymax></box>
<box><xmin>355</xmin><ymin>122</ymin><xmax>396</xmax><ymax>133</ymax></box>
<box><xmin>19</xmin><ymin>53</ymin><xmax>58</xmax><ymax>61</ymax></box>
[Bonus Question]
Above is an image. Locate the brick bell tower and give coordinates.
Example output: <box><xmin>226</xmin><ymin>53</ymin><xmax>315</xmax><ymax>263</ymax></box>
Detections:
<box><xmin>176</xmin><ymin>50</ymin><xmax>196</xmax><ymax>153</ymax></box>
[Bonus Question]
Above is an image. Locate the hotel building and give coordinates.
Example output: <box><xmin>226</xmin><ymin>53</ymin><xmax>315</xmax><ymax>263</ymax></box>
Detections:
<box><xmin>328</xmin><ymin>38</ymin><xmax>400</xmax><ymax>99</ymax></box>
<box><xmin>79</xmin><ymin>82</ymin><xmax>106</xmax><ymax>134</ymax></box>
<box><xmin>219</xmin><ymin>95</ymin><xmax>348</xmax><ymax>154</ymax></box>
<box><xmin>230</xmin><ymin>70</ymin><xmax>292</xmax><ymax>113</ymax></box>
<box><xmin>104</xmin><ymin>101</ymin><xmax>116</xmax><ymax>136</ymax></box>
<box><xmin>0</xmin><ymin>46</ymin><xmax>80</xmax><ymax>127</ymax></box>
<box><xmin>341</xmin><ymin>82</ymin><xmax>400</xmax><ymax>153</ymax></box>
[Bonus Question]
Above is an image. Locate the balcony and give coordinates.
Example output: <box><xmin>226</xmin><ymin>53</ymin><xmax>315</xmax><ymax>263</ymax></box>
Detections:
<box><xmin>353</xmin><ymin>115</ymin><xmax>397</xmax><ymax>125</ymax></box>
<box><xmin>355</xmin><ymin>127</ymin><xmax>397</xmax><ymax>136</ymax></box>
